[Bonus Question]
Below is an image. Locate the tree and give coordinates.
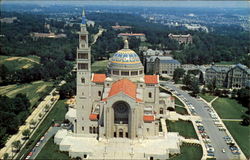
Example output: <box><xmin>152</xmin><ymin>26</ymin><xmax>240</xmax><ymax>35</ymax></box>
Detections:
<box><xmin>190</xmin><ymin>78</ymin><xmax>200</xmax><ymax>96</ymax></box>
<box><xmin>29</xmin><ymin>119</ymin><xmax>37</xmax><ymax>128</ymax></box>
<box><xmin>173</xmin><ymin>68</ymin><xmax>185</xmax><ymax>83</ymax></box>
<box><xmin>183</xmin><ymin>74</ymin><xmax>192</xmax><ymax>86</ymax></box>
<box><xmin>22</xmin><ymin>129</ymin><xmax>31</xmax><ymax>139</ymax></box>
<box><xmin>3</xmin><ymin>153</ymin><xmax>9</xmax><ymax>160</ymax></box>
<box><xmin>12</xmin><ymin>140</ymin><xmax>21</xmax><ymax>152</ymax></box>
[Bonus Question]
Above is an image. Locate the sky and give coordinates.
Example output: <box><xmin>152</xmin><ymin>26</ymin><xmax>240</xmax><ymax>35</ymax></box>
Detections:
<box><xmin>2</xmin><ymin>1</ymin><xmax>250</xmax><ymax>8</ymax></box>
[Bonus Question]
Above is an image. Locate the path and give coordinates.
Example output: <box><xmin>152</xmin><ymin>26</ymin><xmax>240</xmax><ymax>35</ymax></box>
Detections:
<box><xmin>209</xmin><ymin>96</ymin><xmax>218</xmax><ymax>104</ymax></box>
<box><xmin>91</xmin><ymin>28</ymin><xmax>105</xmax><ymax>45</ymax></box>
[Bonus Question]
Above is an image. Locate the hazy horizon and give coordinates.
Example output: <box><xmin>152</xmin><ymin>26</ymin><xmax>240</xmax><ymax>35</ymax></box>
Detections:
<box><xmin>2</xmin><ymin>1</ymin><xmax>249</xmax><ymax>8</ymax></box>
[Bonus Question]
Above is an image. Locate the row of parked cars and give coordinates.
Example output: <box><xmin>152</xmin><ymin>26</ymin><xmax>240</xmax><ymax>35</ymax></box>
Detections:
<box><xmin>25</xmin><ymin>136</ymin><xmax>45</xmax><ymax>160</ymax></box>
<box><xmin>223</xmin><ymin>136</ymin><xmax>241</xmax><ymax>155</ymax></box>
<box><xmin>207</xmin><ymin>105</ymin><xmax>240</xmax><ymax>155</ymax></box>
<box><xmin>195</xmin><ymin>120</ymin><xmax>215</xmax><ymax>157</ymax></box>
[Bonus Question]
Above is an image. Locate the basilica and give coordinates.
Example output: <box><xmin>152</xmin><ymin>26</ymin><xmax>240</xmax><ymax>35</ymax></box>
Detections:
<box><xmin>54</xmin><ymin>10</ymin><xmax>181</xmax><ymax>160</ymax></box>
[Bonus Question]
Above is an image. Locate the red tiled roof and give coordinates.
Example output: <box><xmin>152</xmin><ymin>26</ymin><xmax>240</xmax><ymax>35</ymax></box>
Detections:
<box><xmin>89</xmin><ymin>114</ymin><xmax>99</xmax><ymax>121</ymax></box>
<box><xmin>103</xmin><ymin>79</ymin><xmax>142</xmax><ymax>102</ymax></box>
<box><xmin>92</xmin><ymin>74</ymin><xmax>106</xmax><ymax>83</ymax></box>
<box><xmin>171</xmin><ymin>96</ymin><xmax>175</xmax><ymax>100</ymax></box>
<box><xmin>143</xmin><ymin>115</ymin><xmax>155</xmax><ymax>122</ymax></box>
<box><xmin>144</xmin><ymin>75</ymin><xmax>158</xmax><ymax>84</ymax></box>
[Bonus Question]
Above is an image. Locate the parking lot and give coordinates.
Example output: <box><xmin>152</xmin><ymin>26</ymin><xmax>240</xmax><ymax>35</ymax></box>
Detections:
<box><xmin>161</xmin><ymin>82</ymin><xmax>242</xmax><ymax>160</ymax></box>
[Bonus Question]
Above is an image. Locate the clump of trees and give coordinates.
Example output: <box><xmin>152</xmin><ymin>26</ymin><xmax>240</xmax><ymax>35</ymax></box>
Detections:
<box><xmin>0</xmin><ymin>94</ymin><xmax>30</xmax><ymax>149</ymax></box>
<box><xmin>59</xmin><ymin>73</ymin><xmax>76</xmax><ymax>99</ymax></box>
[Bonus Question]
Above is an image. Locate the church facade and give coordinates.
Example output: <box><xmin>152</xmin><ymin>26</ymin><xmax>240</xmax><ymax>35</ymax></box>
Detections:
<box><xmin>54</xmin><ymin>10</ymin><xmax>181</xmax><ymax>160</ymax></box>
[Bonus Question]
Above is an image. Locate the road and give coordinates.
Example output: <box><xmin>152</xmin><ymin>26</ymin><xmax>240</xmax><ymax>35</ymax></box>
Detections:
<box><xmin>161</xmin><ymin>81</ymin><xmax>243</xmax><ymax>160</ymax></box>
<box><xmin>29</xmin><ymin>127</ymin><xmax>60</xmax><ymax>159</ymax></box>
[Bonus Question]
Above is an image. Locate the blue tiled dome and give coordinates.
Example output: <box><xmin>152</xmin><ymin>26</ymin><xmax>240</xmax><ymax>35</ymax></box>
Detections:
<box><xmin>111</xmin><ymin>49</ymin><xmax>141</xmax><ymax>65</ymax></box>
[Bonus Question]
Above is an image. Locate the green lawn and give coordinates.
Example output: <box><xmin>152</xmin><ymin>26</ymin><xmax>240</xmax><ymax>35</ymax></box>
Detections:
<box><xmin>198</xmin><ymin>93</ymin><xmax>216</xmax><ymax>103</ymax></box>
<box><xmin>224</xmin><ymin>121</ymin><xmax>250</xmax><ymax>158</ymax></box>
<box><xmin>175</xmin><ymin>106</ymin><xmax>188</xmax><ymax>115</ymax></box>
<box><xmin>166</xmin><ymin>120</ymin><xmax>198</xmax><ymax>139</ymax></box>
<box><xmin>36</xmin><ymin>137</ymin><xmax>69</xmax><ymax>160</ymax></box>
<box><xmin>16</xmin><ymin>100</ymin><xmax>68</xmax><ymax>160</ymax></box>
<box><xmin>0</xmin><ymin>81</ymin><xmax>54</xmax><ymax>107</ymax></box>
<box><xmin>0</xmin><ymin>55</ymin><xmax>40</xmax><ymax>71</ymax></box>
<box><xmin>91</xmin><ymin>60</ymin><xmax>108</xmax><ymax>73</ymax></box>
<box><xmin>215</xmin><ymin>61</ymin><xmax>235</xmax><ymax>65</ymax></box>
<box><xmin>174</xmin><ymin>97</ymin><xmax>185</xmax><ymax>107</ymax></box>
<box><xmin>212</xmin><ymin>97</ymin><xmax>249</xmax><ymax>119</ymax></box>
<box><xmin>169</xmin><ymin>143</ymin><xmax>203</xmax><ymax>160</ymax></box>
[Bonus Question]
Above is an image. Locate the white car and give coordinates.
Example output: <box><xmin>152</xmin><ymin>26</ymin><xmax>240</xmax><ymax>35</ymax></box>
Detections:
<box><xmin>222</xmin><ymin>149</ymin><xmax>226</xmax><ymax>153</ymax></box>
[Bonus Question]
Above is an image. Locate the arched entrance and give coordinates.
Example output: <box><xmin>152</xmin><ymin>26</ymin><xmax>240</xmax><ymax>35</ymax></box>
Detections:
<box><xmin>112</xmin><ymin>101</ymin><xmax>130</xmax><ymax>138</ymax></box>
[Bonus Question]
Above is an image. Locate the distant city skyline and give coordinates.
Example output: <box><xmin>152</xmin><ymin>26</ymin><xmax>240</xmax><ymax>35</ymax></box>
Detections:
<box><xmin>2</xmin><ymin>1</ymin><xmax>249</xmax><ymax>8</ymax></box>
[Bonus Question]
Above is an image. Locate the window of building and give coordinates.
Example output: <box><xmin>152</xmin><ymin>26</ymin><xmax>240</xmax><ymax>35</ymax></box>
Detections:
<box><xmin>82</xmin><ymin>105</ymin><xmax>84</xmax><ymax>109</ymax></box>
<box><xmin>147</xmin><ymin>128</ymin><xmax>149</xmax><ymax>132</ymax></box>
<box><xmin>81</xmin><ymin>77</ymin><xmax>85</xmax><ymax>83</ymax></box>
<box><xmin>82</xmin><ymin>92</ymin><xmax>84</xmax><ymax>96</ymax></box>
<box><xmin>81</xmin><ymin>35</ymin><xmax>86</xmax><ymax>41</ymax></box>
<box><xmin>139</xmin><ymin>70</ymin><xmax>143</xmax><ymax>74</ymax></box>
<box><xmin>113</xmin><ymin>70</ymin><xmax>119</xmax><ymax>75</ymax></box>
<box><xmin>98</xmin><ymin>91</ymin><xmax>101</xmax><ymax>97</ymax></box>
<box><xmin>82</xmin><ymin>126</ymin><xmax>84</xmax><ymax>131</ymax></box>
<box><xmin>78</xmin><ymin>53</ymin><xmax>88</xmax><ymax>59</ymax></box>
<box><xmin>93</xmin><ymin>127</ymin><xmax>96</xmax><ymax>134</ymax></box>
<box><xmin>78</xmin><ymin>63</ymin><xmax>88</xmax><ymax>70</ymax></box>
<box><xmin>149</xmin><ymin>92</ymin><xmax>152</xmax><ymax>98</ymax></box>
<box><xmin>160</xmin><ymin>108</ymin><xmax>163</xmax><ymax>114</ymax></box>
<box><xmin>131</xmin><ymin>71</ymin><xmax>138</xmax><ymax>76</ymax></box>
<box><xmin>121</xmin><ymin>71</ymin><xmax>129</xmax><ymax>76</ymax></box>
<box><xmin>89</xmin><ymin>127</ymin><xmax>92</xmax><ymax>134</ymax></box>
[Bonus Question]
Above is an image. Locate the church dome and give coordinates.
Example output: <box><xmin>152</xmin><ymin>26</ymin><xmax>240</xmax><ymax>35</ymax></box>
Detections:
<box><xmin>110</xmin><ymin>48</ymin><xmax>141</xmax><ymax>65</ymax></box>
<box><xmin>108</xmin><ymin>40</ymin><xmax>144</xmax><ymax>81</ymax></box>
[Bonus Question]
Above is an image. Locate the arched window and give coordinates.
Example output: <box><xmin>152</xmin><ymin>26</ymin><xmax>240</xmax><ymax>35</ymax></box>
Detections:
<box><xmin>160</xmin><ymin>108</ymin><xmax>163</xmax><ymax>114</ymax></box>
<box><xmin>93</xmin><ymin>127</ymin><xmax>96</xmax><ymax>134</ymax></box>
<box><xmin>98</xmin><ymin>91</ymin><xmax>101</xmax><ymax>97</ymax></box>
<box><xmin>149</xmin><ymin>92</ymin><xmax>152</xmax><ymax>98</ymax></box>
<box><xmin>81</xmin><ymin>77</ymin><xmax>85</xmax><ymax>83</ymax></box>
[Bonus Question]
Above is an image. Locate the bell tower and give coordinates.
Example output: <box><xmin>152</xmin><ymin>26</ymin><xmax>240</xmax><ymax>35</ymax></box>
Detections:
<box><xmin>76</xmin><ymin>9</ymin><xmax>92</xmax><ymax>134</ymax></box>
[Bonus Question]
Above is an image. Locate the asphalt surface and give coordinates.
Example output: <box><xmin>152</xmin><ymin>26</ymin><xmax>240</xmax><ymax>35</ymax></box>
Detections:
<box><xmin>161</xmin><ymin>82</ymin><xmax>241</xmax><ymax>160</ymax></box>
<box><xmin>28</xmin><ymin>127</ymin><xmax>60</xmax><ymax>160</ymax></box>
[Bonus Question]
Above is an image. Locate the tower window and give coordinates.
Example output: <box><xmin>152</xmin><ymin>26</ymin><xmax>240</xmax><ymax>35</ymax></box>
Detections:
<box><xmin>149</xmin><ymin>92</ymin><xmax>152</xmax><ymax>98</ymax></box>
<box><xmin>81</xmin><ymin>35</ymin><xmax>86</xmax><ymax>41</ymax></box>
<box><xmin>78</xmin><ymin>63</ymin><xmax>88</xmax><ymax>70</ymax></box>
<box><xmin>89</xmin><ymin>127</ymin><xmax>92</xmax><ymax>134</ymax></box>
<box><xmin>139</xmin><ymin>70</ymin><xmax>143</xmax><ymax>74</ymax></box>
<box><xmin>98</xmin><ymin>91</ymin><xmax>101</xmax><ymax>97</ymax></box>
<box><xmin>78</xmin><ymin>53</ymin><xmax>88</xmax><ymax>59</ymax></box>
<box><xmin>82</xmin><ymin>126</ymin><xmax>84</xmax><ymax>131</ymax></box>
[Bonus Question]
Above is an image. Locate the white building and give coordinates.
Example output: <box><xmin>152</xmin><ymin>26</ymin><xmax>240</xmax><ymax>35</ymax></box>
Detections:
<box><xmin>54</xmin><ymin>10</ymin><xmax>181</xmax><ymax>160</ymax></box>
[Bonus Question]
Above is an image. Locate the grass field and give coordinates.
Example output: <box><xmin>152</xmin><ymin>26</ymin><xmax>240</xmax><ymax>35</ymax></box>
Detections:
<box><xmin>0</xmin><ymin>55</ymin><xmax>40</xmax><ymax>71</ymax></box>
<box><xmin>175</xmin><ymin>106</ymin><xmax>188</xmax><ymax>115</ymax></box>
<box><xmin>174</xmin><ymin>97</ymin><xmax>185</xmax><ymax>107</ymax></box>
<box><xmin>212</xmin><ymin>97</ymin><xmax>249</xmax><ymax>119</ymax></box>
<box><xmin>215</xmin><ymin>61</ymin><xmax>235</xmax><ymax>65</ymax></box>
<box><xmin>198</xmin><ymin>93</ymin><xmax>216</xmax><ymax>103</ymax></box>
<box><xmin>0</xmin><ymin>81</ymin><xmax>54</xmax><ymax>107</ymax></box>
<box><xmin>224</xmin><ymin>121</ymin><xmax>250</xmax><ymax>158</ymax></box>
<box><xmin>91</xmin><ymin>60</ymin><xmax>108</xmax><ymax>73</ymax></box>
<box><xmin>36</xmin><ymin>137</ymin><xmax>69</xmax><ymax>160</ymax></box>
<box><xmin>169</xmin><ymin>143</ymin><xmax>203</xmax><ymax>160</ymax></box>
<box><xmin>166</xmin><ymin>120</ymin><xmax>198</xmax><ymax>139</ymax></box>
<box><xmin>16</xmin><ymin>100</ymin><xmax>68</xmax><ymax>160</ymax></box>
